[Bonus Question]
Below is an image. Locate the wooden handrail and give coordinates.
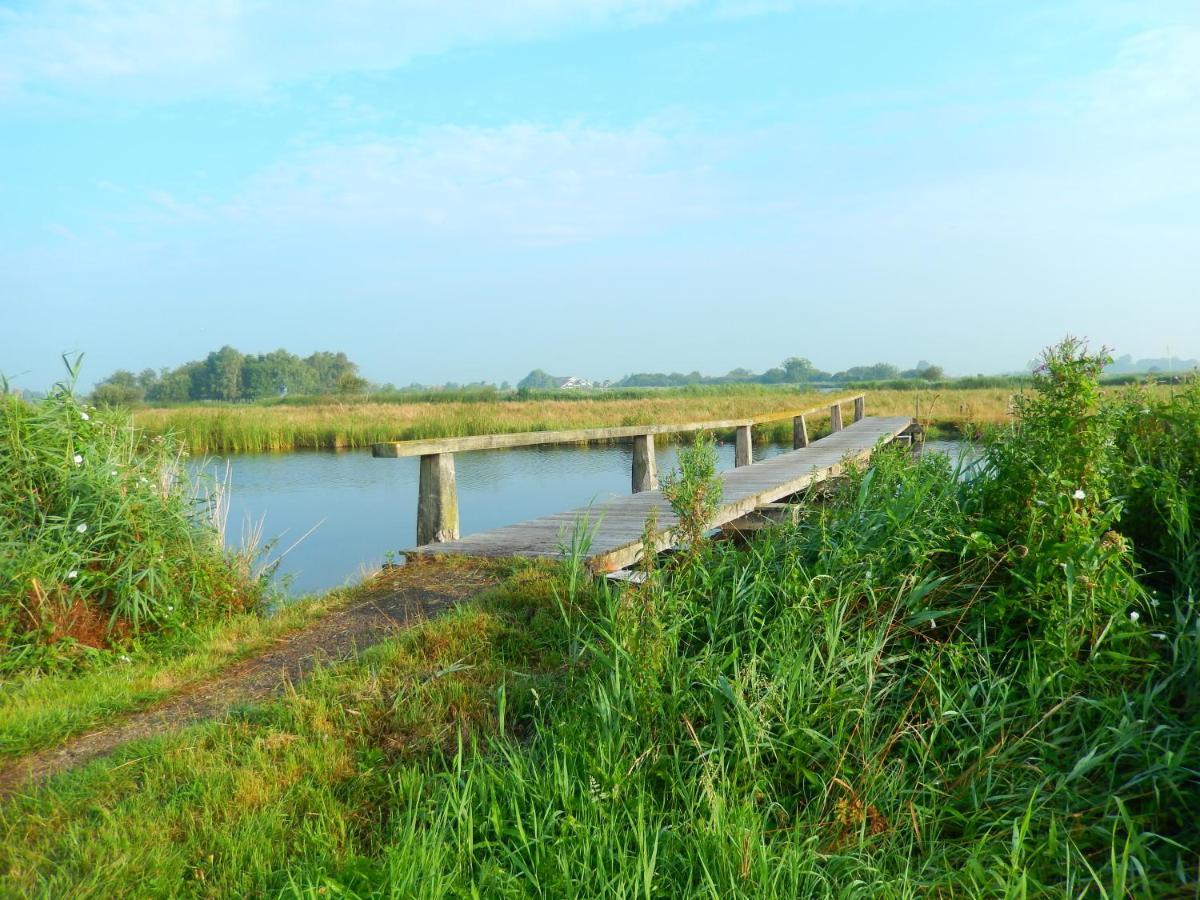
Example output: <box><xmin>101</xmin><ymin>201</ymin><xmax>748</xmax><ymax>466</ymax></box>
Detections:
<box><xmin>375</xmin><ymin>393</ymin><xmax>869</xmax><ymax>548</ymax></box>
<box><xmin>371</xmin><ymin>393</ymin><xmax>866</xmax><ymax>458</ymax></box>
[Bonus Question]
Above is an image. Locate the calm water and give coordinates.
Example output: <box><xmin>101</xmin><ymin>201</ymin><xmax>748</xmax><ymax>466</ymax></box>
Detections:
<box><xmin>196</xmin><ymin>439</ymin><xmax>972</xmax><ymax>595</ymax></box>
<box><xmin>194</xmin><ymin>440</ymin><xmax>798</xmax><ymax>595</ymax></box>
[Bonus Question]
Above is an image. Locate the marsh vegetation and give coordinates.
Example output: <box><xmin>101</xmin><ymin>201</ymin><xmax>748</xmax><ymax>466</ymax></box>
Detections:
<box><xmin>1</xmin><ymin>341</ymin><xmax>1197</xmax><ymax>894</ymax></box>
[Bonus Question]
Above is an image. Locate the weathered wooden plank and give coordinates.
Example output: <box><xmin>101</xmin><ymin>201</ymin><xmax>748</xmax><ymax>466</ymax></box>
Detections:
<box><xmin>854</xmin><ymin>395</ymin><xmax>865</xmax><ymax>422</ymax></box>
<box><xmin>829</xmin><ymin>403</ymin><xmax>844</xmax><ymax>433</ymax></box>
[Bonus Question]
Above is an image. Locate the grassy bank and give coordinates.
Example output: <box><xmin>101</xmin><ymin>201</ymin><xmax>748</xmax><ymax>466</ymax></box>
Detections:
<box><xmin>2</xmin><ymin>342</ymin><xmax>1197</xmax><ymax>895</ymax></box>
<box><xmin>134</xmin><ymin>385</ymin><xmax>1020</xmax><ymax>453</ymax></box>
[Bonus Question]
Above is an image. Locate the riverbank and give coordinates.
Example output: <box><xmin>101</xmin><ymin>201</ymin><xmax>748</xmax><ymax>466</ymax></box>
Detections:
<box><xmin>134</xmin><ymin>385</ymin><xmax>1016</xmax><ymax>453</ymax></box>
<box><xmin>3</xmin><ymin>347</ymin><xmax>1197</xmax><ymax>894</ymax></box>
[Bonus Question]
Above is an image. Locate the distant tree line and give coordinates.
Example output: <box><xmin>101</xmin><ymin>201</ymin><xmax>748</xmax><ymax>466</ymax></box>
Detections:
<box><xmin>92</xmin><ymin>347</ymin><xmax>368</xmax><ymax>406</ymax></box>
<box><xmin>608</xmin><ymin>357</ymin><xmax>944</xmax><ymax>388</ymax></box>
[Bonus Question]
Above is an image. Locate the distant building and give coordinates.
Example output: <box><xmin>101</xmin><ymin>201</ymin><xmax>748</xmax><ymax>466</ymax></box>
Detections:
<box><xmin>557</xmin><ymin>376</ymin><xmax>594</xmax><ymax>390</ymax></box>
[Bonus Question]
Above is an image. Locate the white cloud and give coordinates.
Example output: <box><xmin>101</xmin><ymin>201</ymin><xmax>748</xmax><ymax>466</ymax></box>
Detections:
<box><xmin>219</xmin><ymin>123</ymin><xmax>725</xmax><ymax>246</ymax></box>
<box><xmin>0</xmin><ymin>0</ymin><xmax>696</xmax><ymax>101</ymax></box>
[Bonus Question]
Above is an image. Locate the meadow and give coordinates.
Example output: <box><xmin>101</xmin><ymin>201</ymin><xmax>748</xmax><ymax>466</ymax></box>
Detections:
<box><xmin>1</xmin><ymin>343</ymin><xmax>1197</xmax><ymax>895</ymax></box>
<box><xmin>133</xmin><ymin>384</ymin><xmax>1021</xmax><ymax>454</ymax></box>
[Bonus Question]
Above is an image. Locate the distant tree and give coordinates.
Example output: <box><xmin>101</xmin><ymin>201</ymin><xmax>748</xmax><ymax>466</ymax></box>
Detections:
<box><xmin>305</xmin><ymin>351</ymin><xmax>357</xmax><ymax>393</ymax></box>
<box><xmin>92</xmin><ymin>370</ymin><xmax>144</xmax><ymax>407</ymax></box>
<box><xmin>761</xmin><ymin>367</ymin><xmax>788</xmax><ymax>384</ymax></box>
<box><xmin>518</xmin><ymin>369</ymin><xmax>560</xmax><ymax>390</ymax></box>
<box><xmin>781</xmin><ymin>357</ymin><xmax>823</xmax><ymax>382</ymax></box>
<box><xmin>835</xmin><ymin>363</ymin><xmax>900</xmax><ymax>382</ymax></box>
<box><xmin>146</xmin><ymin>365</ymin><xmax>195</xmax><ymax>403</ymax></box>
<box><xmin>203</xmin><ymin>346</ymin><xmax>244</xmax><ymax>401</ymax></box>
<box><xmin>336</xmin><ymin>372</ymin><xmax>369</xmax><ymax>395</ymax></box>
<box><xmin>136</xmin><ymin>368</ymin><xmax>159</xmax><ymax>393</ymax></box>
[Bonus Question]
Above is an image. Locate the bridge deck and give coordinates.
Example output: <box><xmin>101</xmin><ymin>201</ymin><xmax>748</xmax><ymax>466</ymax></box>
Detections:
<box><xmin>406</xmin><ymin>416</ymin><xmax>913</xmax><ymax>572</ymax></box>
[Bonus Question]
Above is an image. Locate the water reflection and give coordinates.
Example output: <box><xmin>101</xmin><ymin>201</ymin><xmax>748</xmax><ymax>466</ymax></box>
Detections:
<box><xmin>194</xmin><ymin>439</ymin><xmax>796</xmax><ymax>595</ymax></box>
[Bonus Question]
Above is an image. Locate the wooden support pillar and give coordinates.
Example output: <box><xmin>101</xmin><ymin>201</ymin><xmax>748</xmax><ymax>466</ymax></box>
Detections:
<box><xmin>417</xmin><ymin>453</ymin><xmax>459</xmax><ymax>546</ymax></box>
<box><xmin>631</xmin><ymin>434</ymin><xmax>658</xmax><ymax>493</ymax></box>
<box><xmin>735</xmin><ymin>425</ymin><xmax>753</xmax><ymax>467</ymax></box>
<box><xmin>853</xmin><ymin>395</ymin><xmax>865</xmax><ymax>422</ymax></box>
<box><xmin>792</xmin><ymin>414</ymin><xmax>809</xmax><ymax>449</ymax></box>
<box><xmin>829</xmin><ymin>403</ymin><xmax>843</xmax><ymax>433</ymax></box>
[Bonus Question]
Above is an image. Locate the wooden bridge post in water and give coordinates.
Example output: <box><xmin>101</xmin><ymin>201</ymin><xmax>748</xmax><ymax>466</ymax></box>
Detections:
<box><xmin>417</xmin><ymin>453</ymin><xmax>460</xmax><ymax>546</ymax></box>
<box><xmin>632</xmin><ymin>434</ymin><xmax>658</xmax><ymax>493</ymax></box>
<box><xmin>735</xmin><ymin>425</ymin><xmax>753</xmax><ymax>467</ymax></box>
<box><xmin>854</xmin><ymin>395</ymin><xmax>865</xmax><ymax>422</ymax></box>
<box><xmin>792</xmin><ymin>415</ymin><xmax>808</xmax><ymax>449</ymax></box>
<box><xmin>829</xmin><ymin>403</ymin><xmax>843</xmax><ymax>433</ymax></box>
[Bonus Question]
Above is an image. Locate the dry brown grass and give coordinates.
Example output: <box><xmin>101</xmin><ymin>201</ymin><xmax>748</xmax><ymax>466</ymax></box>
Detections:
<box><xmin>134</xmin><ymin>387</ymin><xmax>1028</xmax><ymax>453</ymax></box>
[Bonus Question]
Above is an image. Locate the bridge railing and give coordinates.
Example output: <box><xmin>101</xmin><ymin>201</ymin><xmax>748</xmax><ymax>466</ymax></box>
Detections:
<box><xmin>373</xmin><ymin>393</ymin><xmax>867</xmax><ymax>547</ymax></box>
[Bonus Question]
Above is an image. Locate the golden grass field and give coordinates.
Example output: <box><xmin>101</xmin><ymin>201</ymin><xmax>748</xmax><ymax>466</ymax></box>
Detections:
<box><xmin>133</xmin><ymin>387</ymin><xmax>1023</xmax><ymax>453</ymax></box>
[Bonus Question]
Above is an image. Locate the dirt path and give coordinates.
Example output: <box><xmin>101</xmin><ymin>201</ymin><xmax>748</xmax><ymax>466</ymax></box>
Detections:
<box><xmin>0</xmin><ymin>563</ymin><xmax>497</xmax><ymax>799</ymax></box>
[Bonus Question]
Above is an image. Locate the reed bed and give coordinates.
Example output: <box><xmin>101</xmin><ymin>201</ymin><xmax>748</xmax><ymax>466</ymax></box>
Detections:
<box><xmin>134</xmin><ymin>387</ymin><xmax>1021</xmax><ymax>453</ymax></box>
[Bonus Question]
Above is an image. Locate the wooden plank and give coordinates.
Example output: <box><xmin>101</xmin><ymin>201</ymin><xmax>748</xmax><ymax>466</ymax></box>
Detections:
<box><xmin>372</xmin><ymin>394</ymin><xmax>866</xmax><ymax>457</ymax></box>
<box><xmin>829</xmin><ymin>403</ymin><xmax>843</xmax><ymax>433</ymax></box>
<box><xmin>854</xmin><ymin>395</ymin><xmax>865</xmax><ymax>422</ymax></box>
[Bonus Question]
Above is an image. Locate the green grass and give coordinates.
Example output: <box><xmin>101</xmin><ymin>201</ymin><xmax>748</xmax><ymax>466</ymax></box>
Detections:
<box><xmin>0</xmin><ymin>585</ymin><xmax>351</xmax><ymax>759</ymax></box>
<box><xmin>2</xmin><ymin>342</ymin><xmax>1198</xmax><ymax>895</ymax></box>
<box><xmin>1</xmin><ymin>360</ymin><xmax>268</xmax><ymax>675</ymax></box>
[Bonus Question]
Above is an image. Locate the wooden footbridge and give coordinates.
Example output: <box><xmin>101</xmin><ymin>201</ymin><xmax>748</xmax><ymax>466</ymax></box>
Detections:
<box><xmin>373</xmin><ymin>394</ymin><xmax>916</xmax><ymax>573</ymax></box>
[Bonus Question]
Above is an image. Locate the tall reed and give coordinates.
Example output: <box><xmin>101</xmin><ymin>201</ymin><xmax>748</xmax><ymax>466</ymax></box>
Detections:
<box><xmin>0</xmin><ymin>361</ymin><xmax>267</xmax><ymax>674</ymax></box>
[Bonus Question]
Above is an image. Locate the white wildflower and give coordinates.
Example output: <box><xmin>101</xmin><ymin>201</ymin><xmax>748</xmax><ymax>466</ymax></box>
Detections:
<box><xmin>1129</xmin><ymin>611</ymin><xmax>1140</xmax><ymax>623</ymax></box>
<box><xmin>1141</xmin><ymin>408</ymin><xmax>1150</xmax><ymax>414</ymax></box>
<box><xmin>1150</xmin><ymin>597</ymin><xmax>1160</xmax><ymax>607</ymax></box>
<box><xmin>167</xmin><ymin>605</ymin><xmax>174</xmax><ymax>613</ymax></box>
<box><xmin>1072</xmin><ymin>489</ymin><xmax>1086</xmax><ymax>500</ymax></box>
<box><xmin>73</xmin><ymin>453</ymin><xmax>83</xmax><ymax>465</ymax></box>
<box><xmin>120</xmin><ymin>655</ymin><xmax>132</xmax><ymax>664</ymax></box>
<box><xmin>67</xmin><ymin>570</ymin><xmax>78</xmax><ymax>580</ymax></box>
<box><xmin>110</xmin><ymin>470</ymin><xmax>118</xmax><ymax>476</ymax></box>
<box><xmin>76</xmin><ymin>523</ymin><xmax>87</xmax><ymax>533</ymax></box>
<box><xmin>80</xmin><ymin>411</ymin><xmax>90</xmax><ymax>421</ymax></box>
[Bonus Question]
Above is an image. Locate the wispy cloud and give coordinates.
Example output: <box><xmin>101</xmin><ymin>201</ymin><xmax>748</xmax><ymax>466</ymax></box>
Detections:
<box><xmin>0</xmin><ymin>0</ymin><xmax>697</xmax><ymax>101</ymax></box>
<box><xmin>169</xmin><ymin>122</ymin><xmax>726</xmax><ymax>246</ymax></box>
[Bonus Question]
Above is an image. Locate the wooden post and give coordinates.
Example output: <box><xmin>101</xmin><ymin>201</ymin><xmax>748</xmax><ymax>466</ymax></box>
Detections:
<box><xmin>735</xmin><ymin>425</ymin><xmax>752</xmax><ymax>467</ymax></box>
<box><xmin>792</xmin><ymin>414</ymin><xmax>809</xmax><ymax>449</ymax></box>
<box><xmin>632</xmin><ymin>434</ymin><xmax>658</xmax><ymax>493</ymax></box>
<box><xmin>829</xmin><ymin>403</ymin><xmax>843</xmax><ymax>433</ymax></box>
<box><xmin>417</xmin><ymin>453</ymin><xmax>459</xmax><ymax>545</ymax></box>
<box><xmin>853</xmin><ymin>395</ymin><xmax>865</xmax><ymax>422</ymax></box>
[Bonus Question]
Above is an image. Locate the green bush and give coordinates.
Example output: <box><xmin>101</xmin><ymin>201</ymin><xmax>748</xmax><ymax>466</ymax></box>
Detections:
<box><xmin>0</xmin><ymin>362</ymin><xmax>266</xmax><ymax>674</ymax></box>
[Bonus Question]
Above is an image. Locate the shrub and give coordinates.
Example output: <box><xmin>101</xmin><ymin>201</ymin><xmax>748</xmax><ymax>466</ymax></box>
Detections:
<box><xmin>0</xmin><ymin>361</ymin><xmax>267</xmax><ymax>674</ymax></box>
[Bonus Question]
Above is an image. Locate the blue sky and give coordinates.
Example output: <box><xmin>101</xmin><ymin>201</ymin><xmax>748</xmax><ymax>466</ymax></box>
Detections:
<box><xmin>2</xmin><ymin>0</ymin><xmax>1198</xmax><ymax>390</ymax></box>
